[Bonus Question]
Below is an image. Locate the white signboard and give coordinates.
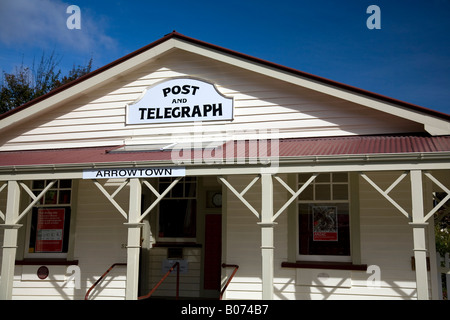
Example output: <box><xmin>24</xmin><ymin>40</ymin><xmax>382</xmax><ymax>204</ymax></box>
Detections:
<box><xmin>82</xmin><ymin>167</ymin><xmax>186</xmax><ymax>179</ymax></box>
<box><xmin>126</xmin><ymin>78</ymin><xmax>233</xmax><ymax>124</ymax></box>
<box><xmin>162</xmin><ymin>259</ymin><xmax>188</xmax><ymax>274</ymax></box>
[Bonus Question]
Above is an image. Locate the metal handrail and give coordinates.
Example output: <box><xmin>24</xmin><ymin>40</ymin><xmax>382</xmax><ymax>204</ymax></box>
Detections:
<box><xmin>85</xmin><ymin>263</ymin><xmax>127</xmax><ymax>300</ymax></box>
<box><xmin>220</xmin><ymin>263</ymin><xmax>239</xmax><ymax>300</ymax></box>
<box><xmin>138</xmin><ymin>261</ymin><xmax>180</xmax><ymax>300</ymax></box>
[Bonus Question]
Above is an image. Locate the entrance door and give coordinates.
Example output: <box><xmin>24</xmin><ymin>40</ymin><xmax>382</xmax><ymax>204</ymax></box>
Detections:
<box><xmin>203</xmin><ymin>214</ymin><xmax>222</xmax><ymax>292</ymax></box>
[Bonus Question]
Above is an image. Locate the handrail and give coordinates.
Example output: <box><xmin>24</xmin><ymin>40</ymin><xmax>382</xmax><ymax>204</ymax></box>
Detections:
<box><xmin>85</xmin><ymin>263</ymin><xmax>126</xmax><ymax>300</ymax></box>
<box><xmin>220</xmin><ymin>263</ymin><xmax>239</xmax><ymax>300</ymax></box>
<box><xmin>138</xmin><ymin>262</ymin><xmax>180</xmax><ymax>300</ymax></box>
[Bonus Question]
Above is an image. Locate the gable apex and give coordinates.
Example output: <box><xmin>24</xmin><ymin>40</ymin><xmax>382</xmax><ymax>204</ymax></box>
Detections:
<box><xmin>0</xmin><ymin>31</ymin><xmax>449</xmax><ymax>136</ymax></box>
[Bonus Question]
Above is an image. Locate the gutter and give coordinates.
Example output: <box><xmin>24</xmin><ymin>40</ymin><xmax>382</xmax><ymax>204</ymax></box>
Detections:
<box><xmin>0</xmin><ymin>152</ymin><xmax>449</xmax><ymax>176</ymax></box>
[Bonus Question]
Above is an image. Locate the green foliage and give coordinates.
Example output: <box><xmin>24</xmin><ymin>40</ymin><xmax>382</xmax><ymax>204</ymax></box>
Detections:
<box><xmin>434</xmin><ymin>198</ymin><xmax>449</xmax><ymax>300</ymax></box>
<box><xmin>434</xmin><ymin>193</ymin><xmax>450</xmax><ymax>256</ymax></box>
<box><xmin>0</xmin><ymin>52</ymin><xmax>92</xmax><ymax>114</ymax></box>
<box><xmin>435</xmin><ymin>224</ymin><xmax>450</xmax><ymax>257</ymax></box>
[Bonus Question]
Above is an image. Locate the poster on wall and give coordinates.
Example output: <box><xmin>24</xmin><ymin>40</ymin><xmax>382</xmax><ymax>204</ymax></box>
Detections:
<box><xmin>312</xmin><ymin>206</ymin><xmax>338</xmax><ymax>241</ymax></box>
<box><xmin>35</xmin><ymin>208</ymin><xmax>65</xmax><ymax>252</ymax></box>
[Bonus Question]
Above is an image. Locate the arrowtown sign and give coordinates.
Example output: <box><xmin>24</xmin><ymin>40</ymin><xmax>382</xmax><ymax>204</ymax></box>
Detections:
<box><xmin>126</xmin><ymin>78</ymin><xmax>233</xmax><ymax>124</ymax></box>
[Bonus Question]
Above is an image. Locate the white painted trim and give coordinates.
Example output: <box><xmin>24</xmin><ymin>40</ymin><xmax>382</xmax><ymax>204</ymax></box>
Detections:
<box><xmin>0</xmin><ymin>181</ymin><xmax>21</xmax><ymax>299</ymax></box>
<box><xmin>218</xmin><ymin>176</ymin><xmax>260</xmax><ymax>219</ymax></box>
<box><xmin>423</xmin><ymin>172</ymin><xmax>450</xmax><ymax>222</ymax></box>
<box><xmin>140</xmin><ymin>177</ymin><xmax>181</xmax><ymax>220</ymax></box>
<box><xmin>16</xmin><ymin>180</ymin><xmax>57</xmax><ymax>224</ymax></box>
<box><xmin>360</xmin><ymin>172</ymin><xmax>410</xmax><ymax>219</ymax></box>
<box><xmin>172</xmin><ymin>39</ymin><xmax>450</xmax><ymax>135</ymax></box>
<box><xmin>409</xmin><ymin>170</ymin><xmax>430</xmax><ymax>300</ymax></box>
<box><xmin>1</xmin><ymin>156</ymin><xmax>450</xmax><ymax>182</ymax></box>
<box><xmin>272</xmin><ymin>173</ymin><xmax>317</xmax><ymax>222</ymax></box>
<box><xmin>92</xmin><ymin>179</ymin><xmax>129</xmax><ymax>219</ymax></box>
<box><xmin>0</xmin><ymin>37</ymin><xmax>448</xmax><ymax>137</ymax></box>
<box><xmin>0</xmin><ymin>183</ymin><xmax>6</xmax><ymax>221</ymax></box>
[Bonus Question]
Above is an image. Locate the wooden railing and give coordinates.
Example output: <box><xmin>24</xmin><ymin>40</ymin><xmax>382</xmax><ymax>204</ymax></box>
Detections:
<box><xmin>138</xmin><ymin>262</ymin><xmax>180</xmax><ymax>300</ymax></box>
<box><xmin>85</xmin><ymin>263</ymin><xmax>126</xmax><ymax>300</ymax></box>
<box><xmin>220</xmin><ymin>263</ymin><xmax>239</xmax><ymax>300</ymax></box>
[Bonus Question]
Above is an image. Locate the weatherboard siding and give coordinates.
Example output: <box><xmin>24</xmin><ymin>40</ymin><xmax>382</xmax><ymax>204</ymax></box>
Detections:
<box><xmin>142</xmin><ymin>247</ymin><xmax>202</xmax><ymax>298</ymax></box>
<box><xmin>0</xmin><ymin>173</ymin><xmax>434</xmax><ymax>299</ymax></box>
<box><xmin>73</xmin><ymin>179</ymin><xmax>128</xmax><ymax>300</ymax></box>
<box><xmin>0</xmin><ymin>184</ymin><xmax>5</xmax><ymax>276</ymax></box>
<box><xmin>6</xmin><ymin>179</ymin><xmax>128</xmax><ymax>300</ymax></box>
<box><xmin>223</xmin><ymin>173</ymin><xmax>424</xmax><ymax>300</ymax></box>
<box><xmin>0</xmin><ymin>50</ymin><xmax>422</xmax><ymax>151</ymax></box>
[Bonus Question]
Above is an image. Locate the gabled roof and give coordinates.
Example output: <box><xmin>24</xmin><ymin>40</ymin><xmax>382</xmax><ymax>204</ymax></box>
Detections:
<box><xmin>0</xmin><ymin>31</ymin><xmax>449</xmax><ymax>135</ymax></box>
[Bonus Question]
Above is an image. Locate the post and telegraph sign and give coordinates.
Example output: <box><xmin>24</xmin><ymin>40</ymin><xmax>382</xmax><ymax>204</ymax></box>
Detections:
<box><xmin>126</xmin><ymin>78</ymin><xmax>233</xmax><ymax>125</ymax></box>
<box><xmin>83</xmin><ymin>78</ymin><xmax>230</xmax><ymax>179</ymax></box>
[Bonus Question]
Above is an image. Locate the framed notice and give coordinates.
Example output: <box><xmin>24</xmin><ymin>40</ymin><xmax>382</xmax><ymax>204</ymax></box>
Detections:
<box><xmin>35</xmin><ymin>208</ymin><xmax>66</xmax><ymax>252</ymax></box>
<box><xmin>312</xmin><ymin>206</ymin><xmax>338</xmax><ymax>241</ymax></box>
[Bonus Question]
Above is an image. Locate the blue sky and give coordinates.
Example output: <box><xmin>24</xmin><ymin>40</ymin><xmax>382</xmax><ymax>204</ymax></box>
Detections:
<box><xmin>0</xmin><ymin>0</ymin><xmax>449</xmax><ymax>114</ymax></box>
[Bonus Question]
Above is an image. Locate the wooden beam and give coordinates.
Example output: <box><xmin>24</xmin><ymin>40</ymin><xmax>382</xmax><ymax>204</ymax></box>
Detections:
<box><xmin>0</xmin><ymin>181</ymin><xmax>22</xmax><ymax>299</ymax></box>
<box><xmin>93</xmin><ymin>179</ymin><xmax>128</xmax><ymax>219</ymax></box>
<box><xmin>125</xmin><ymin>178</ymin><xmax>143</xmax><ymax>300</ymax></box>
<box><xmin>259</xmin><ymin>173</ymin><xmax>275</xmax><ymax>300</ymax></box>
<box><xmin>15</xmin><ymin>180</ymin><xmax>56</xmax><ymax>224</ymax></box>
<box><xmin>423</xmin><ymin>172</ymin><xmax>450</xmax><ymax>222</ymax></box>
<box><xmin>218</xmin><ymin>176</ymin><xmax>260</xmax><ymax>219</ymax></box>
<box><xmin>0</xmin><ymin>182</ymin><xmax>6</xmax><ymax>221</ymax></box>
<box><xmin>360</xmin><ymin>172</ymin><xmax>410</xmax><ymax>219</ymax></box>
<box><xmin>272</xmin><ymin>174</ymin><xmax>317</xmax><ymax>222</ymax></box>
<box><xmin>409</xmin><ymin>170</ymin><xmax>430</xmax><ymax>300</ymax></box>
<box><xmin>140</xmin><ymin>177</ymin><xmax>182</xmax><ymax>220</ymax></box>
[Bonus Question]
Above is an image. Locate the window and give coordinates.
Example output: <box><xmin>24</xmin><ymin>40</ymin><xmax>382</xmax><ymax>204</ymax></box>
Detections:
<box><xmin>158</xmin><ymin>177</ymin><xmax>197</xmax><ymax>241</ymax></box>
<box><xmin>26</xmin><ymin>180</ymin><xmax>72</xmax><ymax>258</ymax></box>
<box><xmin>297</xmin><ymin>173</ymin><xmax>350</xmax><ymax>262</ymax></box>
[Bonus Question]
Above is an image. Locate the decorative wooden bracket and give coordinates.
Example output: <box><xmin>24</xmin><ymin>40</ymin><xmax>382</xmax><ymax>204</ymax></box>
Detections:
<box><xmin>140</xmin><ymin>177</ymin><xmax>182</xmax><ymax>220</ymax></box>
<box><xmin>423</xmin><ymin>172</ymin><xmax>450</xmax><ymax>222</ymax></box>
<box><xmin>272</xmin><ymin>174</ymin><xmax>317</xmax><ymax>222</ymax></box>
<box><xmin>92</xmin><ymin>177</ymin><xmax>182</xmax><ymax>221</ymax></box>
<box><xmin>0</xmin><ymin>183</ymin><xmax>7</xmax><ymax>222</ymax></box>
<box><xmin>17</xmin><ymin>180</ymin><xmax>57</xmax><ymax>224</ymax></box>
<box><xmin>218</xmin><ymin>176</ymin><xmax>261</xmax><ymax>219</ymax></box>
<box><xmin>219</xmin><ymin>173</ymin><xmax>318</xmax><ymax>223</ymax></box>
<box><xmin>0</xmin><ymin>180</ymin><xmax>59</xmax><ymax>224</ymax></box>
<box><xmin>360</xmin><ymin>172</ymin><xmax>410</xmax><ymax>219</ymax></box>
<box><xmin>93</xmin><ymin>179</ymin><xmax>129</xmax><ymax>219</ymax></box>
<box><xmin>361</xmin><ymin>171</ymin><xmax>450</xmax><ymax>223</ymax></box>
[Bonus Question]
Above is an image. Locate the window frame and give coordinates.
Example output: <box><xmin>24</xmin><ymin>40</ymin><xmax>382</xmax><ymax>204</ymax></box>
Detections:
<box><xmin>156</xmin><ymin>177</ymin><xmax>198</xmax><ymax>243</ymax></box>
<box><xmin>296</xmin><ymin>173</ymin><xmax>352</xmax><ymax>263</ymax></box>
<box><xmin>24</xmin><ymin>179</ymin><xmax>74</xmax><ymax>259</ymax></box>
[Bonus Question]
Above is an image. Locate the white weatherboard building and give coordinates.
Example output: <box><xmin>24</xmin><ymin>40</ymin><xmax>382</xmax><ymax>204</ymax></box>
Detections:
<box><xmin>0</xmin><ymin>32</ymin><xmax>449</xmax><ymax>300</ymax></box>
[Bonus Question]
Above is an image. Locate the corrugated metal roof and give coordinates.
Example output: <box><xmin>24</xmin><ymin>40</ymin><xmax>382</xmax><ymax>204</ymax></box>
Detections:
<box><xmin>0</xmin><ymin>135</ymin><xmax>449</xmax><ymax>167</ymax></box>
<box><xmin>277</xmin><ymin>135</ymin><xmax>450</xmax><ymax>156</ymax></box>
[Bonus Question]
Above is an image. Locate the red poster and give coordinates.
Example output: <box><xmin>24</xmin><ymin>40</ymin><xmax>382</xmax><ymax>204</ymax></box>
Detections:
<box><xmin>35</xmin><ymin>208</ymin><xmax>65</xmax><ymax>252</ymax></box>
<box><xmin>312</xmin><ymin>206</ymin><xmax>338</xmax><ymax>241</ymax></box>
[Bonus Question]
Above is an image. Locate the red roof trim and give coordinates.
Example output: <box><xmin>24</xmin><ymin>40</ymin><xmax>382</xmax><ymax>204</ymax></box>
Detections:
<box><xmin>1</xmin><ymin>31</ymin><xmax>449</xmax><ymax>122</ymax></box>
<box><xmin>0</xmin><ymin>135</ymin><xmax>449</xmax><ymax>167</ymax></box>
